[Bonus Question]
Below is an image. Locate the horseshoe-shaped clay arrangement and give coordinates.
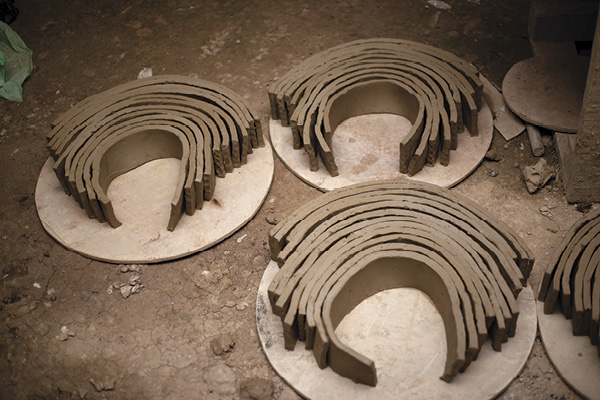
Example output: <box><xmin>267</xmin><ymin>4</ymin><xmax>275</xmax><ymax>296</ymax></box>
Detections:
<box><xmin>268</xmin><ymin>38</ymin><xmax>483</xmax><ymax>177</ymax></box>
<box><xmin>267</xmin><ymin>179</ymin><xmax>534</xmax><ymax>386</ymax></box>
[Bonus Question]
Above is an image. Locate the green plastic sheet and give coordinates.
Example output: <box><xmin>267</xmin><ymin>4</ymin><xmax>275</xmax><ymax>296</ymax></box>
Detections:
<box><xmin>0</xmin><ymin>21</ymin><xmax>32</xmax><ymax>102</ymax></box>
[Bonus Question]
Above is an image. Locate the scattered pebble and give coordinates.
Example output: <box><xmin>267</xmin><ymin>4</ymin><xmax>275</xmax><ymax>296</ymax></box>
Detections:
<box><xmin>504</xmin><ymin>143</ymin><xmax>509</xmax><ymax>150</ymax></box>
<box><xmin>484</xmin><ymin>149</ymin><xmax>502</xmax><ymax>162</ymax></box>
<box><xmin>90</xmin><ymin>378</ymin><xmax>115</xmax><ymax>392</ymax></box>
<box><xmin>57</xmin><ymin>325</ymin><xmax>75</xmax><ymax>341</ymax></box>
<box><xmin>33</xmin><ymin>282</ymin><xmax>41</xmax><ymax>289</ymax></box>
<box><xmin>513</xmin><ymin>162</ymin><xmax>520</xmax><ymax>168</ymax></box>
<box><xmin>210</xmin><ymin>334</ymin><xmax>235</xmax><ymax>356</ymax></box>
<box><xmin>225</xmin><ymin>301</ymin><xmax>236</xmax><ymax>308</ymax></box>
<box><xmin>45</xmin><ymin>288</ymin><xmax>57</xmax><ymax>301</ymax></box>
<box><xmin>120</xmin><ymin>264</ymin><xmax>141</xmax><ymax>273</ymax></box>
<box><xmin>539</xmin><ymin>205</ymin><xmax>554</xmax><ymax>220</ymax></box>
<box><xmin>236</xmin><ymin>301</ymin><xmax>249</xmax><ymax>311</ymax></box>
<box><xmin>265</xmin><ymin>215</ymin><xmax>278</xmax><ymax>225</ymax></box>
<box><xmin>137</xmin><ymin>67</ymin><xmax>153</xmax><ymax>79</ymax></box>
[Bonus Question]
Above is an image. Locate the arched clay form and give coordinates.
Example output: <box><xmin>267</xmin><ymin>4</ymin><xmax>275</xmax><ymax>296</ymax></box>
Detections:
<box><xmin>45</xmin><ymin>75</ymin><xmax>263</xmax><ymax>231</ymax></box>
<box><xmin>266</xmin><ymin>180</ymin><xmax>533</xmax><ymax>385</ymax></box>
<box><xmin>538</xmin><ymin>208</ymin><xmax>600</xmax><ymax>349</ymax></box>
<box><xmin>268</xmin><ymin>39</ymin><xmax>482</xmax><ymax>176</ymax></box>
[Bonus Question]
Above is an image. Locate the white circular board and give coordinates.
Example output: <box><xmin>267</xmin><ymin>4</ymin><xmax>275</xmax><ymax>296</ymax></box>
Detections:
<box><xmin>257</xmin><ymin>261</ymin><xmax>537</xmax><ymax>400</ymax></box>
<box><xmin>537</xmin><ymin>301</ymin><xmax>600</xmax><ymax>400</ymax></box>
<box><xmin>35</xmin><ymin>144</ymin><xmax>274</xmax><ymax>264</ymax></box>
<box><xmin>270</xmin><ymin>100</ymin><xmax>493</xmax><ymax>191</ymax></box>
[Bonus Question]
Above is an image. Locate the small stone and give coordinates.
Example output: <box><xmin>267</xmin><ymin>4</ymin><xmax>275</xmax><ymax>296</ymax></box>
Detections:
<box><xmin>29</xmin><ymin>301</ymin><xmax>38</xmax><ymax>311</ymax></box>
<box><xmin>106</xmin><ymin>284</ymin><xmax>114</xmax><ymax>295</ymax></box>
<box><xmin>104</xmin><ymin>380</ymin><xmax>115</xmax><ymax>390</ymax></box>
<box><xmin>266</xmin><ymin>215</ymin><xmax>278</xmax><ymax>225</ymax></box>
<box><xmin>120</xmin><ymin>264</ymin><xmax>140</xmax><ymax>273</ymax></box>
<box><xmin>547</xmin><ymin>225</ymin><xmax>558</xmax><ymax>233</ymax></box>
<box><xmin>503</xmin><ymin>143</ymin><xmax>509</xmax><ymax>150</ymax></box>
<box><xmin>240</xmin><ymin>378</ymin><xmax>274</xmax><ymax>400</ymax></box>
<box><xmin>533</xmin><ymin>373</ymin><xmax>540</xmax><ymax>378</ymax></box>
<box><xmin>540</xmin><ymin>205</ymin><xmax>554</xmax><ymax>219</ymax></box>
<box><xmin>33</xmin><ymin>282</ymin><xmax>41</xmax><ymax>289</ymax></box>
<box><xmin>129</xmin><ymin>275</ymin><xmax>141</xmax><ymax>285</ymax></box>
<box><xmin>225</xmin><ymin>301</ymin><xmax>236</xmax><ymax>308</ymax></box>
<box><xmin>82</xmin><ymin>69</ymin><xmax>96</xmax><ymax>78</ymax></box>
<box><xmin>513</xmin><ymin>162</ymin><xmax>520</xmax><ymax>168</ymax></box>
<box><xmin>90</xmin><ymin>379</ymin><xmax>104</xmax><ymax>392</ymax></box>
<box><xmin>120</xmin><ymin>286</ymin><xmax>132</xmax><ymax>299</ymax></box>
<box><xmin>485</xmin><ymin>149</ymin><xmax>502</xmax><ymax>162</ymax></box>
<box><xmin>210</xmin><ymin>334</ymin><xmax>235</xmax><ymax>355</ymax></box>
<box><xmin>45</xmin><ymin>289</ymin><xmax>57</xmax><ymax>301</ymax></box>
<box><xmin>236</xmin><ymin>301</ymin><xmax>249</xmax><ymax>311</ymax></box>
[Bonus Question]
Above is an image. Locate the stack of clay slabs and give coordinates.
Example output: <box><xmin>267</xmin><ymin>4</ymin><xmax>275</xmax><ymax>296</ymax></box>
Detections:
<box><xmin>267</xmin><ymin>179</ymin><xmax>534</xmax><ymax>386</ymax></box>
<box><xmin>539</xmin><ymin>209</ymin><xmax>600</xmax><ymax>352</ymax></box>
<box><xmin>46</xmin><ymin>75</ymin><xmax>263</xmax><ymax>231</ymax></box>
<box><xmin>268</xmin><ymin>38</ymin><xmax>483</xmax><ymax>177</ymax></box>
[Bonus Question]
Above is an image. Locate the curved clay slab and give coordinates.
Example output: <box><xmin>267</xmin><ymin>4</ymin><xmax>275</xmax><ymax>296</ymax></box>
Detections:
<box><xmin>45</xmin><ymin>75</ymin><xmax>263</xmax><ymax>231</ymax></box>
<box><xmin>267</xmin><ymin>179</ymin><xmax>533</xmax><ymax>385</ymax></box>
<box><xmin>538</xmin><ymin>208</ymin><xmax>600</xmax><ymax>351</ymax></box>
<box><xmin>322</xmin><ymin>248</ymin><xmax>466</xmax><ymax>385</ymax></box>
<box><xmin>268</xmin><ymin>40</ymin><xmax>480</xmax><ymax>171</ymax></box>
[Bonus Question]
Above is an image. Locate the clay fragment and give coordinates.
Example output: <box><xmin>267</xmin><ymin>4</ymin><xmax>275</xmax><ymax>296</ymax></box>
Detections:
<box><xmin>46</xmin><ymin>75</ymin><xmax>263</xmax><ymax>231</ymax></box>
<box><xmin>267</xmin><ymin>179</ymin><xmax>533</xmax><ymax>385</ymax></box>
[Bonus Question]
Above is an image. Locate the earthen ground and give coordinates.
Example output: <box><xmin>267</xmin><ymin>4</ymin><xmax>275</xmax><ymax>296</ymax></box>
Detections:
<box><xmin>0</xmin><ymin>1</ymin><xmax>593</xmax><ymax>399</ymax></box>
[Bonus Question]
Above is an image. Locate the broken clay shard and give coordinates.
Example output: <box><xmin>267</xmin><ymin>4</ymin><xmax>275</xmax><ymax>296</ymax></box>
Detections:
<box><xmin>267</xmin><ymin>179</ymin><xmax>533</xmax><ymax>386</ymax></box>
<box><xmin>46</xmin><ymin>75</ymin><xmax>263</xmax><ymax>231</ymax></box>
<box><xmin>268</xmin><ymin>38</ymin><xmax>482</xmax><ymax>176</ymax></box>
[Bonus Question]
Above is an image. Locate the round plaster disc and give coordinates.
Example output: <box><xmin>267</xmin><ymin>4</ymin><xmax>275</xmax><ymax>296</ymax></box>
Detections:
<box><xmin>257</xmin><ymin>261</ymin><xmax>537</xmax><ymax>400</ymax></box>
<box><xmin>35</xmin><ymin>144</ymin><xmax>274</xmax><ymax>264</ymax></box>
<box><xmin>269</xmin><ymin>99</ymin><xmax>493</xmax><ymax>191</ymax></box>
<box><xmin>537</xmin><ymin>301</ymin><xmax>600</xmax><ymax>399</ymax></box>
<box><xmin>502</xmin><ymin>56</ymin><xmax>589</xmax><ymax>133</ymax></box>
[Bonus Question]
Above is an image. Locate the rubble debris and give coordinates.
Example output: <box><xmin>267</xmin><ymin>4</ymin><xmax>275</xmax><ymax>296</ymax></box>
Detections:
<box><xmin>539</xmin><ymin>205</ymin><xmax>554</xmax><ymax>219</ymax></box>
<box><xmin>523</xmin><ymin>158</ymin><xmax>554</xmax><ymax>193</ymax></box>
<box><xmin>120</xmin><ymin>264</ymin><xmax>141</xmax><ymax>273</ymax></box>
<box><xmin>57</xmin><ymin>325</ymin><xmax>75</xmax><ymax>341</ymax></box>
<box><xmin>210</xmin><ymin>334</ymin><xmax>236</xmax><ymax>356</ymax></box>
<box><xmin>89</xmin><ymin>378</ymin><xmax>115</xmax><ymax>392</ymax></box>
<box><xmin>107</xmin><ymin>275</ymin><xmax>145</xmax><ymax>299</ymax></box>
<box><xmin>45</xmin><ymin>288</ymin><xmax>56</xmax><ymax>301</ymax></box>
<box><xmin>484</xmin><ymin>149</ymin><xmax>502</xmax><ymax>162</ymax></box>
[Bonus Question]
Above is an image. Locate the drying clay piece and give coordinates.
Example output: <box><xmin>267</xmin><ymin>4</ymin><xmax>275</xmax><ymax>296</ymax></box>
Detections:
<box><xmin>267</xmin><ymin>179</ymin><xmax>534</xmax><ymax>386</ymax></box>
<box><xmin>268</xmin><ymin>39</ymin><xmax>483</xmax><ymax>176</ymax></box>
<box><xmin>502</xmin><ymin>55</ymin><xmax>589</xmax><ymax>133</ymax></box>
<box><xmin>45</xmin><ymin>75</ymin><xmax>264</xmax><ymax>231</ymax></box>
<box><xmin>538</xmin><ymin>208</ymin><xmax>600</xmax><ymax>352</ymax></box>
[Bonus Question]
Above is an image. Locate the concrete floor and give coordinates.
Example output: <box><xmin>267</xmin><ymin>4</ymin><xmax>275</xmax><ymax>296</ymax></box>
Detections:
<box><xmin>0</xmin><ymin>0</ymin><xmax>594</xmax><ymax>398</ymax></box>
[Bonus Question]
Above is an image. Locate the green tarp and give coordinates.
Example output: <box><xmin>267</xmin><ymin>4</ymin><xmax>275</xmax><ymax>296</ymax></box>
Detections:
<box><xmin>0</xmin><ymin>21</ymin><xmax>32</xmax><ymax>102</ymax></box>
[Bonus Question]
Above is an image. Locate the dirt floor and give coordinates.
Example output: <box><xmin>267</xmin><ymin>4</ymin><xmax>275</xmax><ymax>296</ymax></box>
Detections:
<box><xmin>0</xmin><ymin>0</ymin><xmax>596</xmax><ymax>399</ymax></box>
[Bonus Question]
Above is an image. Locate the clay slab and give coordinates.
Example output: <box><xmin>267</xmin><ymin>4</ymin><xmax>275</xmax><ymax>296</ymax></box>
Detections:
<box><xmin>502</xmin><ymin>56</ymin><xmax>589</xmax><ymax>133</ymax></box>
<box><xmin>537</xmin><ymin>300</ymin><xmax>600</xmax><ymax>400</ymax></box>
<box><xmin>257</xmin><ymin>261</ymin><xmax>537</xmax><ymax>400</ymax></box>
<box><xmin>269</xmin><ymin>100</ymin><xmax>492</xmax><ymax>191</ymax></box>
<box><xmin>35</xmin><ymin>144</ymin><xmax>274</xmax><ymax>263</ymax></box>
